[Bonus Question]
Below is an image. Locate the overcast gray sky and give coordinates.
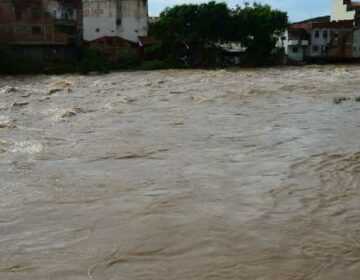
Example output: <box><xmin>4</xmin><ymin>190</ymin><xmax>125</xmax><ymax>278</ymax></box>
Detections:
<box><xmin>149</xmin><ymin>0</ymin><xmax>331</xmax><ymax>22</ymax></box>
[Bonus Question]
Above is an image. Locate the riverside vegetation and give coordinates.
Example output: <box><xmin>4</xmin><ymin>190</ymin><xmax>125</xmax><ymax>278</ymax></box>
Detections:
<box><xmin>0</xmin><ymin>2</ymin><xmax>288</xmax><ymax>74</ymax></box>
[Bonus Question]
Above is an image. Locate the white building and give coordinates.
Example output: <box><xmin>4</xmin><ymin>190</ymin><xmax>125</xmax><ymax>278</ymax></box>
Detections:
<box><xmin>331</xmin><ymin>0</ymin><xmax>355</xmax><ymax>21</ymax></box>
<box><xmin>281</xmin><ymin>30</ymin><xmax>310</xmax><ymax>61</ymax></box>
<box><xmin>82</xmin><ymin>0</ymin><xmax>148</xmax><ymax>43</ymax></box>
<box><xmin>309</xmin><ymin>28</ymin><xmax>331</xmax><ymax>57</ymax></box>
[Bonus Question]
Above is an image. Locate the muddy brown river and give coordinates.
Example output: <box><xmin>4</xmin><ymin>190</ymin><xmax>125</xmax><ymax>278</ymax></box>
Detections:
<box><xmin>0</xmin><ymin>66</ymin><xmax>360</xmax><ymax>280</ymax></box>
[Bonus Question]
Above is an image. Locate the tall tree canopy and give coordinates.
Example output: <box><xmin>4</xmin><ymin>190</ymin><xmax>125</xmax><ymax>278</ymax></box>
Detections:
<box><xmin>232</xmin><ymin>3</ymin><xmax>289</xmax><ymax>65</ymax></box>
<box><xmin>149</xmin><ymin>1</ymin><xmax>288</xmax><ymax>66</ymax></box>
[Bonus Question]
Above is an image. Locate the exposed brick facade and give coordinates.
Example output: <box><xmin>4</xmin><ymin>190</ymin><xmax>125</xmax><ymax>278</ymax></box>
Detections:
<box><xmin>0</xmin><ymin>0</ymin><xmax>82</xmax><ymax>45</ymax></box>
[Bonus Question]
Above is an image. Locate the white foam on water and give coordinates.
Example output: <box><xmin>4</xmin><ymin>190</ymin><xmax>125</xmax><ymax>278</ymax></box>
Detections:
<box><xmin>0</xmin><ymin>86</ymin><xmax>17</xmax><ymax>94</ymax></box>
<box><xmin>9</xmin><ymin>141</ymin><xmax>43</xmax><ymax>154</ymax></box>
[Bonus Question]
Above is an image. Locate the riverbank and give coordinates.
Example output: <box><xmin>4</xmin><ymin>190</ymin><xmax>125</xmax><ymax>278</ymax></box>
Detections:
<box><xmin>1</xmin><ymin>49</ymin><xmax>360</xmax><ymax>75</ymax></box>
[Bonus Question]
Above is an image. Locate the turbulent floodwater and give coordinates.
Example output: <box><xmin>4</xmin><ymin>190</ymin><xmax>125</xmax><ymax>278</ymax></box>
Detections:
<box><xmin>0</xmin><ymin>66</ymin><xmax>360</xmax><ymax>280</ymax></box>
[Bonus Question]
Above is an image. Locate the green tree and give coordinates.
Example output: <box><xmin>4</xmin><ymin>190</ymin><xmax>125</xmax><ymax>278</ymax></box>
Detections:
<box><xmin>150</xmin><ymin>1</ymin><xmax>232</xmax><ymax>67</ymax></box>
<box><xmin>150</xmin><ymin>1</ymin><xmax>288</xmax><ymax>67</ymax></box>
<box><xmin>233</xmin><ymin>3</ymin><xmax>288</xmax><ymax>65</ymax></box>
<box><xmin>79</xmin><ymin>47</ymin><xmax>110</xmax><ymax>74</ymax></box>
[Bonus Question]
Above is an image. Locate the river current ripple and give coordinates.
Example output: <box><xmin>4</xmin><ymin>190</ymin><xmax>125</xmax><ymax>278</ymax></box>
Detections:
<box><xmin>0</xmin><ymin>66</ymin><xmax>360</xmax><ymax>280</ymax></box>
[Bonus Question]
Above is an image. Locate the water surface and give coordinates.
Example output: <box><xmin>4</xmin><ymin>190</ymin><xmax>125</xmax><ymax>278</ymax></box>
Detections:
<box><xmin>0</xmin><ymin>66</ymin><xmax>360</xmax><ymax>280</ymax></box>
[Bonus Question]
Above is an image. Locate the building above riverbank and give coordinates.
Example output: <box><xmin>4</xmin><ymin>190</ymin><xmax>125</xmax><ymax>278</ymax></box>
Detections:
<box><xmin>284</xmin><ymin>18</ymin><xmax>356</xmax><ymax>62</ymax></box>
<box><xmin>0</xmin><ymin>0</ymin><xmax>82</xmax><ymax>60</ymax></box>
<box><xmin>82</xmin><ymin>0</ymin><xmax>148</xmax><ymax>43</ymax></box>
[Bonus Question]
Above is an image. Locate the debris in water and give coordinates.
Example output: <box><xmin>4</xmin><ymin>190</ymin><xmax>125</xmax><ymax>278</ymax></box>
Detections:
<box><xmin>0</xmin><ymin>123</ymin><xmax>8</xmax><ymax>129</ymax></box>
<box><xmin>119</xmin><ymin>96</ymin><xmax>136</xmax><ymax>103</ymax></box>
<box><xmin>0</xmin><ymin>116</ymin><xmax>13</xmax><ymax>129</ymax></box>
<box><xmin>48</xmin><ymin>88</ymin><xmax>62</xmax><ymax>95</ymax></box>
<box><xmin>355</xmin><ymin>97</ymin><xmax>360</xmax><ymax>102</ymax></box>
<box><xmin>333</xmin><ymin>97</ymin><xmax>349</xmax><ymax>104</ymax></box>
<box><xmin>52</xmin><ymin>106</ymin><xmax>92</xmax><ymax>120</ymax></box>
<box><xmin>59</xmin><ymin>110</ymin><xmax>77</xmax><ymax>118</ymax></box>
<box><xmin>11</xmin><ymin>101</ymin><xmax>29</xmax><ymax>107</ymax></box>
<box><xmin>51</xmin><ymin>80</ymin><xmax>73</xmax><ymax>88</ymax></box>
<box><xmin>48</xmin><ymin>80</ymin><xmax>73</xmax><ymax>95</ymax></box>
<box><xmin>172</xmin><ymin>121</ymin><xmax>184</xmax><ymax>126</ymax></box>
<box><xmin>0</xmin><ymin>121</ymin><xmax>11</xmax><ymax>129</ymax></box>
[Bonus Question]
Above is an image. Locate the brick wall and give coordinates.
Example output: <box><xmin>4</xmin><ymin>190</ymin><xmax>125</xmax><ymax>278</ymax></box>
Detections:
<box><xmin>0</xmin><ymin>0</ymin><xmax>82</xmax><ymax>45</ymax></box>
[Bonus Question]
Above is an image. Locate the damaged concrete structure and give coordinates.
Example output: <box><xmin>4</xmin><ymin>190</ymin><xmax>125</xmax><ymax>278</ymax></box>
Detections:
<box><xmin>82</xmin><ymin>0</ymin><xmax>148</xmax><ymax>43</ymax></box>
<box><xmin>0</xmin><ymin>0</ymin><xmax>83</xmax><ymax>60</ymax></box>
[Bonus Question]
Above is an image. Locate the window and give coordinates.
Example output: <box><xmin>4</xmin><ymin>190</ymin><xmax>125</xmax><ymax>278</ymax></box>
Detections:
<box><xmin>32</xmin><ymin>9</ymin><xmax>42</xmax><ymax>20</ymax></box>
<box><xmin>323</xmin><ymin>31</ymin><xmax>328</xmax><ymax>39</ymax></box>
<box><xmin>292</xmin><ymin>46</ymin><xmax>299</xmax><ymax>53</ymax></box>
<box><xmin>313</xmin><ymin>45</ymin><xmax>319</xmax><ymax>52</ymax></box>
<box><xmin>32</xmin><ymin>26</ymin><xmax>42</xmax><ymax>35</ymax></box>
<box><xmin>61</xmin><ymin>12</ymin><xmax>69</xmax><ymax>20</ymax></box>
<box><xmin>314</xmin><ymin>30</ymin><xmax>320</xmax><ymax>38</ymax></box>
